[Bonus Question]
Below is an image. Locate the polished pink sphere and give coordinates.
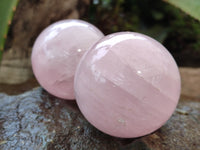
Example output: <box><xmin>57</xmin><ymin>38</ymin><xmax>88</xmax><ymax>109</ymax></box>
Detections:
<box><xmin>74</xmin><ymin>32</ymin><xmax>181</xmax><ymax>138</ymax></box>
<box><xmin>31</xmin><ymin>19</ymin><xmax>104</xmax><ymax>100</ymax></box>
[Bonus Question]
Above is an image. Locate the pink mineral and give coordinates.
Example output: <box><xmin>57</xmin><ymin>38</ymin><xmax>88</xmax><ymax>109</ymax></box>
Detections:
<box><xmin>74</xmin><ymin>32</ymin><xmax>181</xmax><ymax>138</ymax></box>
<box><xmin>31</xmin><ymin>19</ymin><xmax>104</xmax><ymax>100</ymax></box>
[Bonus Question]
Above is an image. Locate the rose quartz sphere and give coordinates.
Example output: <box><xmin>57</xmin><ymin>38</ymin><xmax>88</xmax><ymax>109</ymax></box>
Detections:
<box><xmin>74</xmin><ymin>32</ymin><xmax>181</xmax><ymax>138</ymax></box>
<box><xmin>31</xmin><ymin>19</ymin><xmax>104</xmax><ymax>100</ymax></box>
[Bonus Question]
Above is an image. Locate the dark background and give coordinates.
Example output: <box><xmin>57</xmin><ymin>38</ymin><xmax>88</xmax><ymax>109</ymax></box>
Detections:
<box><xmin>83</xmin><ymin>0</ymin><xmax>200</xmax><ymax>67</ymax></box>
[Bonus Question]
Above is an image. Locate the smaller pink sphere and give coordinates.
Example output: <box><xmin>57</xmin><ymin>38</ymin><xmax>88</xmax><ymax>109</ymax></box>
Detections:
<box><xmin>31</xmin><ymin>19</ymin><xmax>104</xmax><ymax>100</ymax></box>
<box><xmin>74</xmin><ymin>32</ymin><xmax>181</xmax><ymax>138</ymax></box>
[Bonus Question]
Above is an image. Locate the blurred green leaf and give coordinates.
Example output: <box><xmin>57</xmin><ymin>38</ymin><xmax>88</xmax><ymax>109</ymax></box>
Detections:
<box><xmin>164</xmin><ymin>0</ymin><xmax>200</xmax><ymax>21</ymax></box>
<box><xmin>0</xmin><ymin>0</ymin><xmax>18</xmax><ymax>61</ymax></box>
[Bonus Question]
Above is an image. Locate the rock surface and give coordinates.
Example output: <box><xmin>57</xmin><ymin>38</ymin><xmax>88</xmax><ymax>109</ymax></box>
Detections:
<box><xmin>0</xmin><ymin>87</ymin><xmax>199</xmax><ymax>150</ymax></box>
<box><xmin>0</xmin><ymin>88</ymin><xmax>120</xmax><ymax>150</ymax></box>
<box><xmin>0</xmin><ymin>67</ymin><xmax>200</xmax><ymax>149</ymax></box>
<box><xmin>179</xmin><ymin>67</ymin><xmax>200</xmax><ymax>99</ymax></box>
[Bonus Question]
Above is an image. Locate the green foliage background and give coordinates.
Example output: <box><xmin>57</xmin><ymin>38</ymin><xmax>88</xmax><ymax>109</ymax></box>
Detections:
<box><xmin>84</xmin><ymin>0</ymin><xmax>200</xmax><ymax>53</ymax></box>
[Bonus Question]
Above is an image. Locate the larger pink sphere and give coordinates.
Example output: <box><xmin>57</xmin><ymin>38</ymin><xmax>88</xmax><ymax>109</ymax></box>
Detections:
<box><xmin>74</xmin><ymin>32</ymin><xmax>181</xmax><ymax>138</ymax></box>
<box><xmin>31</xmin><ymin>19</ymin><xmax>104</xmax><ymax>100</ymax></box>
